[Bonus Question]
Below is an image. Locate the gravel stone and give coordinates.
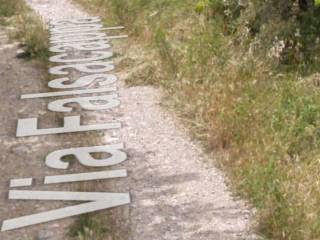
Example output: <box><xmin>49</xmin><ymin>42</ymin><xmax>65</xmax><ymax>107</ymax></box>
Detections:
<box><xmin>37</xmin><ymin>230</ymin><xmax>55</xmax><ymax>240</ymax></box>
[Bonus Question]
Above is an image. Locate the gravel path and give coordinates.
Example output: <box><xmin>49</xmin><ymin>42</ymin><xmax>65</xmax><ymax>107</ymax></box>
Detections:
<box><xmin>22</xmin><ymin>0</ymin><xmax>257</xmax><ymax>239</ymax></box>
<box><xmin>0</xmin><ymin>24</ymin><xmax>82</xmax><ymax>240</ymax></box>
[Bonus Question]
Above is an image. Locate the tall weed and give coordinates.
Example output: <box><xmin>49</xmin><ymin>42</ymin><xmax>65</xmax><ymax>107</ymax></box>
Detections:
<box><xmin>0</xmin><ymin>0</ymin><xmax>48</xmax><ymax>60</ymax></box>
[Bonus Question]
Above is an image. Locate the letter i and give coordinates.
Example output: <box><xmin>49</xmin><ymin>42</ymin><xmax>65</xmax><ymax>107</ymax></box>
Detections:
<box><xmin>9</xmin><ymin>178</ymin><xmax>33</xmax><ymax>188</ymax></box>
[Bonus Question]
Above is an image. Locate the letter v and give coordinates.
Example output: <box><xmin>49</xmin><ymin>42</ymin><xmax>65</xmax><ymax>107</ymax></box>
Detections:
<box><xmin>1</xmin><ymin>190</ymin><xmax>130</xmax><ymax>231</ymax></box>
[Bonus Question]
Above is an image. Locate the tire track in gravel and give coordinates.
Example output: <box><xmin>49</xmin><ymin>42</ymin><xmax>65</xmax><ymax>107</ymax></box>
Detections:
<box><xmin>7</xmin><ymin>0</ymin><xmax>259</xmax><ymax>239</ymax></box>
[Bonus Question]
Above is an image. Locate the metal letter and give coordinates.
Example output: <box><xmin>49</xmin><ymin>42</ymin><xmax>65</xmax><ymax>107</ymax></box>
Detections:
<box><xmin>51</xmin><ymin>26</ymin><xmax>124</xmax><ymax>35</ymax></box>
<box><xmin>48</xmin><ymin>74</ymin><xmax>117</xmax><ymax>89</ymax></box>
<box><xmin>51</xmin><ymin>33</ymin><xmax>107</xmax><ymax>44</ymax></box>
<box><xmin>16</xmin><ymin>116</ymin><xmax>121</xmax><ymax>137</ymax></box>
<box><xmin>49</xmin><ymin>51</ymin><xmax>113</xmax><ymax>63</ymax></box>
<box><xmin>50</xmin><ymin>17</ymin><xmax>101</xmax><ymax>26</ymax></box>
<box><xmin>1</xmin><ymin>191</ymin><xmax>130</xmax><ymax>231</ymax></box>
<box><xmin>10</xmin><ymin>178</ymin><xmax>33</xmax><ymax>188</ymax></box>
<box><xmin>48</xmin><ymin>94</ymin><xmax>120</xmax><ymax>112</ymax></box>
<box><xmin>21</xmin><ymin>87</ymin><xmax>117</xmax><ymax>99</ymax></box>
<box><xmin>49</xmin><ymin>41</ymin><xmax>111</xmax><ymax>53</ymax></box>
<box><xmin>49</xmin><ymin>61</ymin><xmax>114</xmax><ymax>75</ymax></box>
<box><xmin>51</xmin><ymin>35</ymin><xmax>128</xmax><ymax>44</ymax></box>
<box><xmin>45</xmin><ymin>143</ymin><xmax>127</xmax><ymax>169</ymax></box>
<box><xmin>51</xmin><ymin>23</ymin><xmax>104</xmax><ymax>32</ymax></box>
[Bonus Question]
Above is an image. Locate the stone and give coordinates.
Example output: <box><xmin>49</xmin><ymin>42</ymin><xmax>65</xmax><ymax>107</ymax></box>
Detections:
<box><xmin>16</xmin><ymin>48</ymin><xmax>30</xmax><ymax>59</ymax></box>
<box><xmin>37</xmin><ymin>230</ymin><xmax>55</xmax><ymax>240</ymax></box>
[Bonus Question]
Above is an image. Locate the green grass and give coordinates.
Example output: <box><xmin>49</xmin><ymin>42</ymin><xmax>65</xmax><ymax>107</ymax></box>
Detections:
<box><xmin>0</xmin><ymin>0</ymin><xmax>20</xmax><ymax>18</ymax></box>
<box><xmin>74</xmin><ymin>0</ymin><xmax>320</xmax><ymax>239</ymax></box>
<box><xmin>13</xmin><ymin>10</ymin><xmax>49</xmax><ymax>61</ymax></box>
<box><xmin>0</xmin><ymin>0</ymin><xmax>19</xmax><ymax>25</ymax></box>
<box><xmin>69</xmin><ymin>214</ymin><xmax>110</xmax><ymax>240</ymax></box>
<box><xmin>0</xmin><ymin>0</ymin><xmax>49</xmax><ymax>61</ymax></box>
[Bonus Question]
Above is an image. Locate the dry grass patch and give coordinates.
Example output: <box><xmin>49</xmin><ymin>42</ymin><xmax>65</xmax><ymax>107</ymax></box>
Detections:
<box><xmin>0</xmin><ymin>0</ymin><xmax>49</xmax><ymax>61</ymax></box>
<box><xmin>74</xmin><ymin>0</ymin><xmax>320</xmax><ymax>239</ymax></box>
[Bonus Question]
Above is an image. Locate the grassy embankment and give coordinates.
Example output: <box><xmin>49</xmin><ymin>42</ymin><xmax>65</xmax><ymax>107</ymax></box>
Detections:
<box><xmin>75</xmin><ymin>0</ymin><xmax>320</xmax><ymax>239</ymax></box>
<box><xmin>0</xmin><ymin>0</ymin><xmax>48</xmax><ymax>60</ymax></box>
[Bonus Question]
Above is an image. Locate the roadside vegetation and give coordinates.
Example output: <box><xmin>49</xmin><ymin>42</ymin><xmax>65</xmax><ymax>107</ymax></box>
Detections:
<box><xmin>75</xmin><ymin>0</ymin><xmax>320</xmax><ymax>239</ymax></box>
<box><xmin>69</xmin><ymin>214</ymin><xmax>110</xmax><ymax>240</ymax></box>
<box><xmin>0</xmin><ymin>0</ymin><xmax>48</xmax><ymax>60</ymax></box>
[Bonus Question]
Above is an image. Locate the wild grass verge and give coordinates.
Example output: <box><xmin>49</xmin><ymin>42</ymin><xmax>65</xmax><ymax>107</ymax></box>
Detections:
<box><xmin>0</xmin><ymin>0</ymin><xmax>49</xmax><ymax>61</ymax></box>
<box><xmin>75</xmin><ymin>0</ymin><xmax>320</xmax><ymax>239</ymax></box>
<box><xmin>69</xmin><ymin>214</ymin><xmax>110</xmax><ymax>240</ymax></box>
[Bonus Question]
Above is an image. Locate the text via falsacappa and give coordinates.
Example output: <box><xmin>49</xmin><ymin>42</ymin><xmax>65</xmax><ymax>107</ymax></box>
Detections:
<box><xmin>1</xmin><ymin>16</ymin><xmax>130</xmax><ymax>231</ymax></box>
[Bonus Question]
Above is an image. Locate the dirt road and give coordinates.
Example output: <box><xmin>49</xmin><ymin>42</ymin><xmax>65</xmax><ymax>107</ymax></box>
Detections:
<box><xmin>0</xmin><ymin>0</ymin><xmax>258</xmax><ymax>239</ymax></box>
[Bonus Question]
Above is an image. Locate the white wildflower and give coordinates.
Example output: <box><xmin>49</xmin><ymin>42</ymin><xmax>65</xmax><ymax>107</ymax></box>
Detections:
<box><xmin>268</xmin><ymin>38</ymin><xmax>286</xmax><ymax>60</ymax></box>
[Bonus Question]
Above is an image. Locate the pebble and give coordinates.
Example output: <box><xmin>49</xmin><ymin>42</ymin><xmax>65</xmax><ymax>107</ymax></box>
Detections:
<box><xmin>37</xmin><ymin>230</ymin><xmax>55</xmax><ymax>240</ymax></box>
